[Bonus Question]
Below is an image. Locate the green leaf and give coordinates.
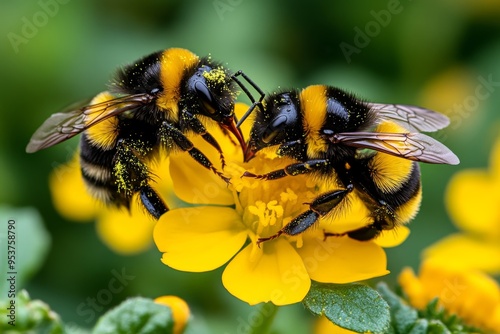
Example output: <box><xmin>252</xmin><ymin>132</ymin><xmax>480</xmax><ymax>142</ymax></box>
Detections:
<box><xmin>427</xmin><ymin>320</ymin><xmax>451</xmax><ymax>334</ymax></box>
<box><xmin>0</xmin><ymin>206</ymin><xmax>51</xmax><ymax>297</ymax></box>
<box><xmin>407</xmin><ymin>319</ymin><xmax>429</xmax><ymax>334</ymax></box>
<box><xmin>92</xmin><ymin>297</ymin><xmax>175</xmax><ymax>334</ymax></box>
<box><xmin>377</xmin><ymin>282</ymin><xmax>418</xmax><ymax>333</ymax></box>
<box><xmin>0</xmin><ymin>290</ymin><xmax>64</xmax><ymax>334</ymax></box>
<box><xmin>303</xmin><ymin>281</ymin><xmax>390</xmax><ymax>333</ymax></box>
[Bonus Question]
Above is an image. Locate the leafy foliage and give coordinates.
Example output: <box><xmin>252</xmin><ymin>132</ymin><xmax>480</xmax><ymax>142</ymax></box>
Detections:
<box><xmin>303</xmin><ymin>281</ymin><xmax>390</xmax><ymax>333</ymax></box>
<box><xmin>377</xmin><ymin>283</ymin><xmax>483</xmax><ymax>334</ymax></box>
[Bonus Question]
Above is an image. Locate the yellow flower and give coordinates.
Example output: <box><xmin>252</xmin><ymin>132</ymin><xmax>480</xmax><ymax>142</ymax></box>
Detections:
<box><xmin>50</xmin><ymin>153</ymin><xmax>173</xmax><ymax>255</ymax></box>
<box><xmin>399</xmin><ymin>259</ymin><xmax>500</xmax><ymax>332</ymax></box>
<box><xmin>314</xmin><ymin>316</ymin><xmax>357</xmax><ymax>334</ymax></box>
<box><xmin>154</xmin><ymin>295</ymin><xmax>190</xmax><ymax>334</ymax></box>
<box><xmin>154</xmin><ymin>104</ymin><xmax>409</xmax><ymax>306</ymax></box>
<box><xmin>424</xmin><ymin>137</ymin><xmax>500</xmax><ymax>273</ymax></box>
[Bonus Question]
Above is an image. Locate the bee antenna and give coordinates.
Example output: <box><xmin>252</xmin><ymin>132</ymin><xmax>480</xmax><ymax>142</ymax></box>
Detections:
<box><xmin>236</xmin><ymin>103</ymin><xmax>258</xmax><ymax>128</ymax></box>
<box><xmin>231</xmin><ymin>70</ymin><xmax>265</xmax><ymax>128</ymax></box>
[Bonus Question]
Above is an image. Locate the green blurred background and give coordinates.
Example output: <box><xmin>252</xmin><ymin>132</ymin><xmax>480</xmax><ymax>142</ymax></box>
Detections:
<box><xmin>1</xmin><ymin>0</ymin><xmax>500</xmax><ymax>332</ymax></box>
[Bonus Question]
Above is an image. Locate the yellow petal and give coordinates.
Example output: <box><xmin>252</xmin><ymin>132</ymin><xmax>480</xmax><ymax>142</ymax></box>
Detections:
<box><xmin>402</xmin><ymin>259</ymin><xmax>500</xmax><ymax>332</ymax></box>
<box><xmin>314</xmin><ymin>316</ymin><xmax>358</xmax><ymax>334</ymax></box>
<box><xmin>235</xmin><ymin>102</ymin><xmax>253</xmax><ymax>139</ymax></box>
<box><xmin>96</xmin><ymin>202</ymin><xmax>156</xmax><ymax>255</ymax></box>
<box><xmin>398</xmin><ymin>267</ymin><xmax>428</xmax><ymax>309</ymax></box>
<box><xmin>154</xmin><ymin>295</ymin><xmax>190</xmax><ymax>334</ymax></box>
<box><xmin>296</xmin><ymin>236</ymin><xmax>389</xmax><ymax>283</ymax></box>
<box><xmin>374</xmin><ymin>226</ymin><xmax>410</xmax><ymax>248</ymax></box>
<box><xmin>154</xmin><ymin>207</ymin><xmax>247</xmax><ymax>272</ymax></box>
<box><xmin>167</xmin><ymin>104</ymin><xmax>247</xmax><ymax>206</ymax></box>
<box><xmin>169</xmin><ymin>151</ymin><xmax>234</xmax><ymax>206</ymax></box>
<box><xmin>424</xmin><ymin>233</ymin><xmax>500</xmax><ymax>274</ymax></box>
<box><xmin>446</xmin><ymin>170</ymin><xmax>500</xmax><ymax>238</ymax></box>
<box><xmin>222</xmin><ymin>239</ymin><xmax>311</xmax><ymax>305</ymax></box>
<box><xmin>148</xmin><ymin>157</ymin><xmax>178</xmax><ymax>206</ymax></box>
<box><xmin>49</xmin><ymin>155</ymin><xmax>101</xmax><ymax>221</ymax></box>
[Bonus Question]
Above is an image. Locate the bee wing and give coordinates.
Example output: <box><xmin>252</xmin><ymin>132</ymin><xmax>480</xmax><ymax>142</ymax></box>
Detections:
<box><xmin>26</xmin><ymin>94</ymin><xmax>153</xmax><ymax>153</ymax></box>
<box><xmin>367</xmin><ymin>103</ymin><xmax>450</xmax><ymax>132</ymax></box>
<box><xmin>331</xmin><ymin>131</ymin><xmax>459</xmax><ymax>165</ymax></box>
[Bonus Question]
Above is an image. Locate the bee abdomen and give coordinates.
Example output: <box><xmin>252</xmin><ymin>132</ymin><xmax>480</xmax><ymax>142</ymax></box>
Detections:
<box><xmin>79</xmin><ymin>133</ymin><xmax>125</xmax><ymax>206</ymax></box>
<box><xmin>384</xmin><ymin>162</ymin><xmax>422</xmax><ymax>224</ymax></box>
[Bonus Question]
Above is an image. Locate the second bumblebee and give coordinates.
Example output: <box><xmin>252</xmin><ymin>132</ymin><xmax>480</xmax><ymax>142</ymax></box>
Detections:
<box><xmin>242</xmin><ymin>85</ymin><xmax>459</xmax><ymax>244</ymax></box>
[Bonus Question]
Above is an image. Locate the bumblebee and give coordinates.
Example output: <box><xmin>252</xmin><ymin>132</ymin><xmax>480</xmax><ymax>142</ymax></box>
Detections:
<box><xmin>241</xmin><ymin>85</ymin><xmax>459</xmax><ymax>243</ymax></box>
<box><xmin>26</xmin><ymin>48</ymin><xmax>262</xmax><ymax>219</ymax></box>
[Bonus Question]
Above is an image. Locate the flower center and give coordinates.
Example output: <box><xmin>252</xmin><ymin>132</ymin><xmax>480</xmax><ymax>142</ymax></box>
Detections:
<box><xmin>226</xmin><ymin>154</ymin><xmax>320</xmax><ymax>245</ymax></box>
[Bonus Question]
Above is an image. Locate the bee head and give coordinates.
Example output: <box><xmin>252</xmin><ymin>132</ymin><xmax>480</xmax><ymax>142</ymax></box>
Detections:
<box><xmin>186</xmin><ymin>65</ymin><xmax>246</xmax><ymax>150</ymax></box>
<box><xmin>245</xmin><ymin>91</ymin><xmax>301</xmax><ymax>161</ymax></box>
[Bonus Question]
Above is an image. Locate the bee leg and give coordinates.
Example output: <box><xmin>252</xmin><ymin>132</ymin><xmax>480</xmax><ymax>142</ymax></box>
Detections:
<box><xmin>139</xmin><ymin>185</ymin><xmax>168</xmax><ymax>219</ymax></box>
<box><xmin>243</xmin><ymin>159</ymin><xmax>329</xmax><ymax>180</ymax></box>
<box><xmin>276</xmin><ymin>139</ymin><xmax>303</xmax><ymax>157</ymax></box>
<box><xmin>323</xmin><ymin>221</ymin><xmax>384</xmax><ymax>241</ymax></box>
<box><xmin>113</xmin><ymin>140</ymin><xmax>168</xmax><ymax>219</ymax></box>
<box><xmin>161</xmin><ymin>122</ymin><xmax>230</xmax><ymax>183</ymax></box>
<box><xmin>181</xmin><ymin>111</ymin><xmax>227</xmax><ymax>168</ymax></box>
<box><xmin>257</xmin><ymin>185</ymin><xmax>352</xmax><ymax>244</ymax></box>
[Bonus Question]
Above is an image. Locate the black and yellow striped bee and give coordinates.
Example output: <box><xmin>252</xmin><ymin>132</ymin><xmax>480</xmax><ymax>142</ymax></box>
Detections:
<box><xmin>241</xmin><ymin>85</ymin><xmax>459</xmax><ymax>244</ymax></box>
<box><xmin>26</xmin><ymin>48</ymin><xmax>261</xmax><ymax>219</ymax></box>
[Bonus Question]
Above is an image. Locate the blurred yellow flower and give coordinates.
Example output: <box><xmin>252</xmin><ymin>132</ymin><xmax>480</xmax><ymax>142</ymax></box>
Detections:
<box><xmin>50</xmin><ymin>153</ymin><xmax>172</xmax><ymax>255</ymax></box>
<box><xmin>399</xmin><ymin>259</ymin><xmax>500</xmax><ymax>333</ymax></box>
<box><xmin>424</xmin><ymin>137</ymin><xmax>500</xmax><ymax>273</ymax></box>
<box><xmin>154</xmin><ymin>104</ymin><xmax>409</xmax><ymax>306</ymax></box>
<box><xmin>154</xmin><ymin>295</ymin><xmax>190</xmax><ymax>334</ymax></box>
<box><xmin>314</xmin><ymin>316</ymin><xmax>357</xmax><ymax>334</ymax></box>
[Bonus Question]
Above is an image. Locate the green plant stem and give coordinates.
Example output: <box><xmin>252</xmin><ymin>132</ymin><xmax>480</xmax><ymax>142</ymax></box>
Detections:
<box><xmin>248</xmin><ymin>303</ymin><xmax>279</xmax><ymax>334</ymax></box>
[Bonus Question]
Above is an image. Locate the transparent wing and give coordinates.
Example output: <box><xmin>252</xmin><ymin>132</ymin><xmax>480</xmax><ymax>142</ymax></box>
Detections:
<box><xmin>330</xmin><ymin>131</ymin><xmax>459</xmax><ymax>165</ymax></box>
<box><xmin>367</xmin><ymin>103</ymin><xmax>450</xmax><ymax>132</ymax></box>
<box><xmin>26</xmin><ymin>93</ymin><xmax>153</xmax><ymax>153</ymax></box>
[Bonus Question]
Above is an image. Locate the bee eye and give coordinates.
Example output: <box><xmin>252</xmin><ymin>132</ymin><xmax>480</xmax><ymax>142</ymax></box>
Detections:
<box><xmin>193</xmin><ymin>80</ymin><xmax>216</xmax><ymax>114</ymax></box>
<box><xmin>262</xmin><ymin>115</ymin><xmax>287</xmax><ymax>143</ymax></box>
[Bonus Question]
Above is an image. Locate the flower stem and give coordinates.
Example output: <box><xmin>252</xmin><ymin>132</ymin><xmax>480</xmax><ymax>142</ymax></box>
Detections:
<box><xmin>248</xmin><ymin>303</ymin><xmax>279</xmax><ymax>334</ymax></box>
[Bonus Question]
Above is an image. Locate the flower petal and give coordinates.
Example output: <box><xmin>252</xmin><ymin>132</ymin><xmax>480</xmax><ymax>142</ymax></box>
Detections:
<box><xmin>446</xmin><ymin>169</ymin><xmax>500</xmax><ymax>238</ymax></box>
<box><xmin>96</xmin><ymin>203</ymin><xmax>156</xmax><ymax>255</ymax></box>
<box><xmin>296</xmin><ymin>236</ymin><xmax>389</xmax><ymax>283</ymax></box>
<box><xmin>398</xmin><ymin>267</ymin><xmax>428</xmax><ymax>309</ymax></box>
<box><xmin>314</xmin><ymin>316</ymin><xmax>357</xmax><ymax>334</ymax></box>
<box><xmin>400</xmin><ymin>259</ymin><xmax>500</xmax><ymax>333</ymax></box>
<box><xmin>374</xmin><ymin>226</ymin><xmax>410</xmax><ymax>248</ymax></box>
<box><xmin>49</xmin><ymin>155</ymin><xmax>101</xmax><ymax>221</ymax></box>
<box><xmin>222</xmin><ymin>239</ymin><xmax>311</xmax><ymax>305</ymax></box>
<box><xmin>424</xmin><ymin>233</ymin><xmax>500</xmax><ymax>273</ymax></box>
<box><xmin>235</xmin><ymin>102</ymin><xmax>253</xmax><ymax>139</ymax></box>
<box><xmin>169</xmin><ymin>151</ymin><xmax>234</xmax><ymax>206</ymax></box>
<box><xmin>154</xmin><ymin>295</ymin><xmax>190</xmax><ymax>334</ymax></box>
<box><xmin>154</xmin><ymin>207</ymin><xmax>247</xmax><ymax>272</ymax></box>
